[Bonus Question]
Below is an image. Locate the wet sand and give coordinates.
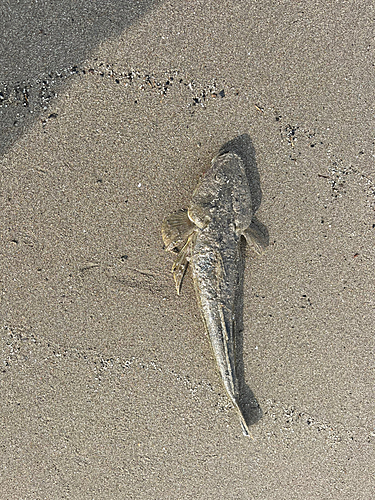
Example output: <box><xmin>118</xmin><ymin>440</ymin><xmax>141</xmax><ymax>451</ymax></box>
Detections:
<box><xmin>1</xmin><ymin>1</ymin><xmax>374</xmax><ymax>498</ymax></box>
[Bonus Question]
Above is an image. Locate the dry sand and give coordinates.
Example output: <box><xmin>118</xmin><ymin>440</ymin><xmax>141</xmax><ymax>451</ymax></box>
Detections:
<box><xmin>1</xmin><ymin>1</ymin><xmax>374</xmax><ymax>498</ymax></box>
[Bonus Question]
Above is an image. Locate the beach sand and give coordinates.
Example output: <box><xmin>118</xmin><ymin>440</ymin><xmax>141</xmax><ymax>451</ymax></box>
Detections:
<box><xmin>1</xmin><ymin>1</ymin><xmax>374</xmax><ymax>498</ymax></box>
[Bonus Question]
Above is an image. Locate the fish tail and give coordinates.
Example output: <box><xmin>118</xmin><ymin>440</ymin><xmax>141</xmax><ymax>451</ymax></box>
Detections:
<box><xmin>239</xmin><ymin>413</ymin><xmax>253</xmax><ymax>439</ymax></box>
<box><xmin>234</xmin><ymin>401</ymin><xmax>253</xmax><ymax>439</ymax></box>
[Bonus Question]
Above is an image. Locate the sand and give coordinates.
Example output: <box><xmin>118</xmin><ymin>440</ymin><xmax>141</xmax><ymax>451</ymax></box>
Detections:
<box><xmin>1</xmin><ymin>1</ymin><xmax>374</xmax><ymax>498</ymax></box>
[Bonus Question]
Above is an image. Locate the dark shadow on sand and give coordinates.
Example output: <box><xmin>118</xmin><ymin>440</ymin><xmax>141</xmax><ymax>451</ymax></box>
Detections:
<box><xmin>220</xmin><ymin>134</ymin><xmax>269</xmax><ymax>428</ymax></box>
<box><xmin>0</xmin><ymin>0</ymin><xmax>160</xmax><ymax>157</ymax></box>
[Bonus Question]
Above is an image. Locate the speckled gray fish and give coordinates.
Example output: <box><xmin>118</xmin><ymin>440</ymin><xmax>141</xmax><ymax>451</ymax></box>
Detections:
<box><xmin>162</xmin><ymin>151</ymin><xmax>266</xmax><ymax>436</ymax></box>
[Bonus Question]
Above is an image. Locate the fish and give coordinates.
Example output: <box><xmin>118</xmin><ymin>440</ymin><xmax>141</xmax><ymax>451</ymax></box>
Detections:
<box><xmin>162</xmin><ymin>151</ymin><xmax>266</xmax><ymax>436</ymax></box>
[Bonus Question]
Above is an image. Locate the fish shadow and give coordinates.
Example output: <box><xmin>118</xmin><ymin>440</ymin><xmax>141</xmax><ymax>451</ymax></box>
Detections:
<box><xmin>221</xmin><ymin>134</ymin><xmax>269</xmax><ymax>427</ymax></box>
<box><xmin>235</xmin><ymin>237</ymin><xmax>263</xmax><ymax>426</ymax></box>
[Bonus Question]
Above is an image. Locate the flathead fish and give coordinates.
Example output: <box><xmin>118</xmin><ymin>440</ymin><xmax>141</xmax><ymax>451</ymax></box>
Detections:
<box><xmin>162</xmin><ymin>151</ymin><xmax>266</xmax><ymax>436</ymax></box>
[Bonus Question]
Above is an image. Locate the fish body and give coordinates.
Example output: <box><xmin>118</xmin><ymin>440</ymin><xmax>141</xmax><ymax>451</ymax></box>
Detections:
<box><xmin>162</xmin><ymin>152</ymin><xmax>266</xmax><ymax>436</ymax></box>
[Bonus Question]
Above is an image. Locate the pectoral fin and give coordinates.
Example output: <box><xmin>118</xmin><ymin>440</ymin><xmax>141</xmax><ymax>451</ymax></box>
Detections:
<box><xmin>242</xmin><ymin>217</ymin><xmax>269</xmax><ymax>255</ymax></box>
<box><xmin>161</xmin><ymin>209</ymin><xmax>195</xmax><ymax>252</ymax></box>
<box><xmin>161</xmin><ymin>209</ymin><xmax>197</xmax><ymax>295</ymax></box>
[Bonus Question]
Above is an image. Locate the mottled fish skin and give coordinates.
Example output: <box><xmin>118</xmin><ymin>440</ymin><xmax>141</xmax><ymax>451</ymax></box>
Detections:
<box><xmin>162</xmin><ymin>151</ymin><xmax>265</xmax><ymax>436</ymax></box>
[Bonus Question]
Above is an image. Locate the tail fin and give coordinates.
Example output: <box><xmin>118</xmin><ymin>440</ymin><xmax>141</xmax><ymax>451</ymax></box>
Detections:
<box><xmin>238</xmin><ymin>409</ymin><xmax>253</xmax><ymax>439</ymax></box>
